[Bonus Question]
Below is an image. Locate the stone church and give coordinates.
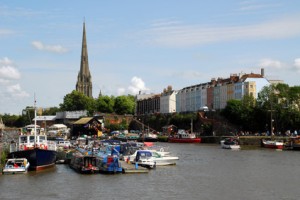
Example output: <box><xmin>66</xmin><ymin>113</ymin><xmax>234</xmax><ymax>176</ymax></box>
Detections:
<box><xmin>76</xmin><ymin>22</ymin><xmax>93</xmax><ymax>98</ymax></box>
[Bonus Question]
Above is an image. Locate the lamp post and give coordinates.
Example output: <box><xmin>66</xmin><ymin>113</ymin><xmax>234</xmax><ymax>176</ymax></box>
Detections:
<box><xmin>269</xmin><ymin>87</ymin><xmax>279</xmax><ymax>136</ymax></box>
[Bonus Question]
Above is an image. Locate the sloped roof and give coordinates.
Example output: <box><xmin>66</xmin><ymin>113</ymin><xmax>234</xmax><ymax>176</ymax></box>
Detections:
<box><xmin>73</xmin><ymin>117</ymin><xmax>102</xmax><ymax>125</ymax></box>
<box><xmin>73</xmin><ymin>117</ymin><xmax>93</xmax><ymax>125</ymax></box>
<box><xmin>239</xmin><ymin>73</ymin><xmax>263</xmax><ymax>82</ymax></box>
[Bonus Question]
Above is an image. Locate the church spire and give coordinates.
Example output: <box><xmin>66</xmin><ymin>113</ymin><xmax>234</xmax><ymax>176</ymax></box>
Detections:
<box><xmin>76</xmin><ymin>21</ymin><xmax>93</xmax><ymax>98</ymax></box>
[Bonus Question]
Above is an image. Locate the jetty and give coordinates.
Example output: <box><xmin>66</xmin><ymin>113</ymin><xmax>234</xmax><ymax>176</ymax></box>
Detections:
<box><xmin>120</xmin><ymin>160</ymin><xmax>149</xmax><ymax>174</ymax></box>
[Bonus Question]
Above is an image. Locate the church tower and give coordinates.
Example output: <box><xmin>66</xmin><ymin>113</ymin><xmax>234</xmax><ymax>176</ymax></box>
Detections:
<box><xmin>76</xmin><ymin>22</ymin><xmax>93</xmax><ymax>98</ymax></box>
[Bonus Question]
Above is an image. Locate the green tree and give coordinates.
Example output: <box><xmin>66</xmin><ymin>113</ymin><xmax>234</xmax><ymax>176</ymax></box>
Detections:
<box><xmin>1</xmin><ymin>114</ymin><xmax>20</xmax><ymax>127</ymax></box>
<box><xmin>113</xmin><ymin>95</ymin><xmax>135</xmax><ymax>115</ymax></box>
<box><xmin>95</xmin><ymin>95</ymin><xmax>114</xmax><ymax>113</ymax></box>
<box><xmin>59</xmin><ymin>90</ymin><xmax>96</xmax><ymax>115</ymax></box>
<box><xmin>43</xmin><ymin>107</ymin><xmax>60</xmax><ymax>115</ymax></box>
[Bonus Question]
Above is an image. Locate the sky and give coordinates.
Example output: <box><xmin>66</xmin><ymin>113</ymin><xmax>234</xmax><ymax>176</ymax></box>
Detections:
<box><xmin>1</xmin><ymin>0</ymin><xmax>300</xmax><ymax>115</ymax></box>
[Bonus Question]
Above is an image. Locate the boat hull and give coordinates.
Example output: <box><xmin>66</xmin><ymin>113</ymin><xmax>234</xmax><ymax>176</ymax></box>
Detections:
<box><xmin>221</xmin><ymin>144</ymin><xmax>241</xmax><ymax>150</ymax></box>
<box><xmin>261</xmin><ymin>139</ymin><xmax>284</xmax><ymax>149</ymax></box>
<box><xmin>8</xmin><ymin>148</ymin><xmax>57</xmax><ymax>171</ymax></box>
<box><xmin>168</xmin><ymin>137</ymin><xmax>201</xmax><ymax>143</ymax></box>
<box><xmin>154</xmin><ymin>157</ymin><xmax>179</xmax><ymax>166</ymax></box>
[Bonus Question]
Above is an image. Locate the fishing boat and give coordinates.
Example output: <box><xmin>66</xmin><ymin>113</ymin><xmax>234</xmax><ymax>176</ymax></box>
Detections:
<box><xmin>2</xmin><ymin>158</ymin><xmax>30</xmax><ymax>174</ymax></box>
<box><xmin>261</xmin><ymin>139</ymin><xmax>284</xmax><ymax>149</ymax></box>
<box><xmin>220</xmin><ymin>138</ymin><xmax>241</xmax><ymax>150</ymax></box>
<box><xmin>7</xmin><ymin>99</ymin><xmax>57</xmax><ymax>171</ymax></box>
<box><xmin>168</xmin><ymin>129</ymin><xmax>201</xmax><ymax>143</ymax></box>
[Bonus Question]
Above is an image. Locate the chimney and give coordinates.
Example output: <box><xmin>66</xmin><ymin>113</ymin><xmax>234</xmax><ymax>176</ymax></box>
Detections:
<box><xmin>261</xmin><ymin>68</ymin><xmax>265</xmax><ymax>77</ymax></box>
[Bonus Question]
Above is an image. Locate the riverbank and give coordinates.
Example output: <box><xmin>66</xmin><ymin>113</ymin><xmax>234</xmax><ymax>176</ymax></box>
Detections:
<box><xmin>157</xmin><ymin>135</ymin><xmax>290</xmax><ymax>146</ymax></box>
<box><xmin>200</xmin><ymin>136</ymin><xmax>289</xmax><ymax>146</ymax></box>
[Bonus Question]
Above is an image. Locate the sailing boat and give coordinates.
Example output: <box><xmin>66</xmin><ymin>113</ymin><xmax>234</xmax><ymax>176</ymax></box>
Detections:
<box><xmin>8</xmin><ymin>98</ymin><xmax>57</xmax><ymax>171</ymax></box>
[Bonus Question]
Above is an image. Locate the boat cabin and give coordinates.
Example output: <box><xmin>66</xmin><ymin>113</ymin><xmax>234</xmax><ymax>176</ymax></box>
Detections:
<box><xmin>174</xmin><ymin>129</ymin><xmax>196</xmax><ymax>139</ymax></box>
<box><xmin>135</xmin><ymin>150</ymin><xmax>153</xmax><ymax>162</ymax></box>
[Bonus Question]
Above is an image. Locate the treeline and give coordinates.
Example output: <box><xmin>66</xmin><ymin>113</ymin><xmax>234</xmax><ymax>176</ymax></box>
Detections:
<box><xmin>221</xmin><ymin>83</ymin><xmax>300</xmax><ymax>134</ymax></box>
<box><xmin>2</xmin><ymin>84</ymin><xmax>300</xmax><ymax>134</ymax></box>
<box><xmin>1</xmin><ymin>90</ymin><xmax>136</xmax><ymax>128</ymax></box>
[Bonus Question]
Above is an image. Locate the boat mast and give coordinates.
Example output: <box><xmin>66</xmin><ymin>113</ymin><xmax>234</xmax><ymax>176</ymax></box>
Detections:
<box><xmin>191</xmin><ymin>118</ymin><xmax>193</xmax><ymax>134</ymax></box>
<box><xmin>34</xmin><ymin>94</ymin><xmax>37</xmax><ymax>147</ymax></box>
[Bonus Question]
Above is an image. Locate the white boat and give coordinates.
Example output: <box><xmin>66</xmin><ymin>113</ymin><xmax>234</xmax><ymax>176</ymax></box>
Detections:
<box><xmin>124</xmin><ymin>149</ymin><xmax>178</xmax><ymax>167</ymax></box>
<box><xmin>151</xmin><ymin>151</ymin><xmax>179</xmax><ymax>166</ymax></box>
<box><xmin>220</xmin><ymin>138</ymin><xmax>241</xmax><ymax>150</ymax></box>
<box><xmin>2</xmin><ymin>158</ymin><xmax>30</xmax><ymax>174</ymax></box>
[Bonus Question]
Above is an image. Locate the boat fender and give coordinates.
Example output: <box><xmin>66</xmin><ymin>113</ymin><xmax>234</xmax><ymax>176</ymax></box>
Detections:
<box><xmin>40</xmin><ymin>144</ymin><xmax>45</xmax><ymax>149</ymax></box>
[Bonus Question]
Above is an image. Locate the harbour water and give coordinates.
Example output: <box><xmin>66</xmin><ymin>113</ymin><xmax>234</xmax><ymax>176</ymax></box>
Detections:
<box><xmin>1</xmin><ymin>142</ymin><xmax>300</xmax><ymax>200</ymax></box>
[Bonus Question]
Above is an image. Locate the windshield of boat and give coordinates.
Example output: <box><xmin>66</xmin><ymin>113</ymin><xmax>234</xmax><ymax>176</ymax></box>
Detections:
<box><xmin>20</xmin><ymin>136</ymin><xmax>28</xmax><ymax>143</ymax></box>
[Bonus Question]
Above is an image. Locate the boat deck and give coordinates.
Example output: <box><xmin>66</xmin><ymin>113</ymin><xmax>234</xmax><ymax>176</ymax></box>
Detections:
<box><xmin>119</xmin><ymin>160</ymin><xmax>149</xmax><ymax>174</ymax></box>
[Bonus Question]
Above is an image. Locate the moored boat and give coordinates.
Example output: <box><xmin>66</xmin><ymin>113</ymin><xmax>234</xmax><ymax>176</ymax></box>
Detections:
<box><xmin>124</xmin><ymin>149</ymin><xmax>178</xmax><ymax>167</ymax></box>
<box><xmin>8</xmin><ymin>102</ymin><xmax>57</xmax><ymax>171</ymax></box>
<box><xmin>2</xmin><ymin>158</ymin><xmax>30</xmax><ymax>174</ymax></box>
<box><xmin>261</xmin><ymin>139</ymin><xmax>284</xmax><ymax>149</ymax></box>
<box><xmin>168</xmin><ymin>129</ymin><xmax>201</xmax><ymax>143</ymax></box>
<box><xmin>69</xmin><ymin>153</ymin><xmax>99</xmax><ymax>174</ymax></box>
<box><xmin>285</xmin><ymin>136</ymin><xmax>300</xmax><ymax>150</ymax></box>
<box><xmin>96</xmin><ymin>152</ymin><xmax>123</xmax><ymax>174</ymax></box>
<box><xmin>8</xmin><ymin>132</ymin><xmax>57</xmax><ymax>171</ymax></box>
<box><xmin>220</xmin><ymin>138</ymin><xmax>240</xmax><ymax>150</ymax></box>
<box><xmin>134</xmin><ymin>150</ymin><xmax>156</xmax><ymax>169</ymax></box>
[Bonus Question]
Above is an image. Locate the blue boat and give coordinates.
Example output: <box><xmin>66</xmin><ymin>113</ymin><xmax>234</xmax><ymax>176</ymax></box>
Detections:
<box><xmin>96</xmin><ymin>153</ymin><xmax>123</xmax><ymax>174</ymax></box>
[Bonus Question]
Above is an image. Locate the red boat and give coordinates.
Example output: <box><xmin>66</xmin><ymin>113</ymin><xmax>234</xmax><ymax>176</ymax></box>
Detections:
<box><xmin>261</xmin><ymin>139</ymin><xmax>284</xmax><ymax>149</ymax></box>
<box><xmin>168</xmin><ymin>130</ymin><xmax>201</xmax><ymax>143</ymax></box>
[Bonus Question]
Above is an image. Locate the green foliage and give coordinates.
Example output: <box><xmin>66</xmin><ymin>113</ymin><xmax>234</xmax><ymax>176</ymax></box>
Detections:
<box><xmin>59</xmin><ymin>90</ymin><xmax>96</xmax><ymax>115</ymax></box>
<box><xmin>170</xmin><ymin>113</ymin><xmax>195</xmax><ymax>130</ymax></box>
<box><xmin>43</xmin><ymin>107</ymin><xmax>60</xmax><ymax>115</ymax></box>
<box><xmin>113</xmin><ymin>95</ymin><xmax>135</xmax><ymax>115</ymax></box>
<box><xmin>95</xmin><ymin>95</ymin><xmax>115</xmax><ymax>113</ymax></box>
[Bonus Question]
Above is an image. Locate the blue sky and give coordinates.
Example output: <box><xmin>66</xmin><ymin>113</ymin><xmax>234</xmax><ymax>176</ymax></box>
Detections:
<box><xmin>1</xmin><ymin>0</ymin><xmax>300</xmax><ymax>114</ymax></box>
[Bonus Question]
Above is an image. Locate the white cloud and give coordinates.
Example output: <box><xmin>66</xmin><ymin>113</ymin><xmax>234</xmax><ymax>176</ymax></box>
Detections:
<box><xmin>0</xmin><ymin>66</ymin><xmax>21</xmax><ymax>80</ymax></box>
<box><xmin>258</xmin><ymin>58</ymin><xmax>283</xmax><ymax>69</ymax></box>
<box><xmin>141</xmin><ymin>15</ymin><xmax>300</xmax><ymax>47</ymax></box>
<box><xmin>0</xmin><ymin>57</ymin><xmax>29</xmax><ymax>103</ymax></box>
<box><xmin>0</xmin><ymin>57</ymin><xmax>21</xmax><ymax>80</ymax></box>
<box><xmin>293</xmin><ymin>58</ymin><xmax>300</xmax><ymax>72</ymax></box>
<box><xmin>0</xmin><ymin>57</ymin><xmax>13</xmax><ymax>65</ymax></box>
<box><xmin>6</xmin><ymin>84</ymin><xmax>29</xmax><ymax>98</ymax></box>
<box><xmin>238</xmin><ymin>1</ymin><xmax>281</xmax><ymax>11</ymax></box>
<box><xmin>117</xmin><ymin>88</ymin><xmax>126</xmax><ymax>96</ymax></box>
<box><xmin>128</xmin><ymin>76</ymin><xmax>149</xmax><ymax>94</ymax></box>
<box><xmin>32</xmin><ymin>41</ymin><xmax>68</xmax><ymax>53</ymax></box>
